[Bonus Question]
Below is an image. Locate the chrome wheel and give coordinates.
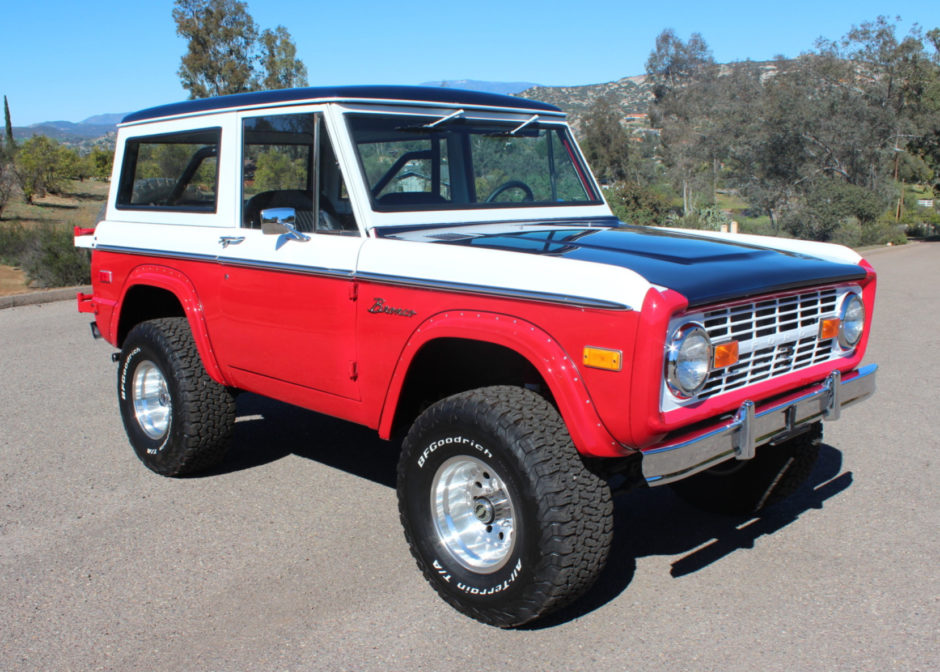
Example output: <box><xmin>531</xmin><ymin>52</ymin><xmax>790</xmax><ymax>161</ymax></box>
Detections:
<box><xmin>132</xmin><ymin>360</ymin><xmax>171</xmax><ymax>440</ymax></box>
<box><xmin>431</xmin><ymin>455</ymin><xmax>516</xmax><ymax>573</ymax></box>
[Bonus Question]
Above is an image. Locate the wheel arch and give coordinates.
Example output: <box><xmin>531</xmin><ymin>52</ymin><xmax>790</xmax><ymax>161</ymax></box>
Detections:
<box><xmin>378</xmin><ymin>311</ymin><xmax>623</xmax><ymax>457</ymax></box>
<box><xmin>112</xmin><ymin>265</ymin><xmax>228</xmax><ymax>385</ymax></box>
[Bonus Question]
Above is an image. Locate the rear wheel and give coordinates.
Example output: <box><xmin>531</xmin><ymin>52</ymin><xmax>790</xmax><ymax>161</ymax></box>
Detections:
<box><xmin>118</xmin><ymin>317</ymin><xmax>235</xmax><ymax>476</ymax></box>
<box><xmin>397</xmin><ymin>386</ymin><xmax>612</xmax><ymax>627</ymax></box>
<box><xmin>671</xmin><ymin>423</ymin><xmax>822</xmax><ymax>515</ymax></box>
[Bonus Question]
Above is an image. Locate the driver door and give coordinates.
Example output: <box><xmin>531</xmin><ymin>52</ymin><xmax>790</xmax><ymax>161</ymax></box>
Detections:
<box><xmin>211</xmin><ymin>110</ymin><xmax>363</xmax><ymax>401</ymax></box>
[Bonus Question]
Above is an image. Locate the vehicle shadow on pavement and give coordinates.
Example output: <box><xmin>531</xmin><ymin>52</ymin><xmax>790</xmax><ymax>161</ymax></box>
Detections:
<box><xmin>208</xmin><ymin>393</ymin><xmax>399</xmax><ymax>486</ymax></box>
<box><xmin>523</xmin><ymin>443</ymin><xmax>852</xmax><ymax>629</ymax></box>
<box><xmin>213</xmin><ymin>395</ymin><xmax>853</xmax><ymax>630</ymax></box>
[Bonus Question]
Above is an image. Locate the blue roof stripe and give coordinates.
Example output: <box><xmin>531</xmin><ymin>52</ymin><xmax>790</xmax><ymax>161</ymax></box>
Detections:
<box><xmin>122</xmin><ymin>85</ymin><xmax>561</xmax><ymax>123</ymax></box>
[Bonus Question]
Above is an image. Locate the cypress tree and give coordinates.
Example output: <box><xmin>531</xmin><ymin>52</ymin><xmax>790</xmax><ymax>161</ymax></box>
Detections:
<box><xmin>3</xmin><ymin>96</ymin><xmax>13</xmax><ymax>153</ymax></box>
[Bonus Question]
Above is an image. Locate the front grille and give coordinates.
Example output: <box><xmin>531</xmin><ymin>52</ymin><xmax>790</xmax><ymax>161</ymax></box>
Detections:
<box><xmin>698</xmin><ymin>288</ymin><xmax>838</xmax><ymax>398</ymax></box>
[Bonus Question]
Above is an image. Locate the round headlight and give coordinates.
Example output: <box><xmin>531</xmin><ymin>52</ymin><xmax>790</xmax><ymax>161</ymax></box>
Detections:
<box><xmin>839</xmin><ymin>292</ymin><xmax>865</xmax><ymax>348</ymax></box>
<box><xmin>666</xmin><ymin>323</ymin><xmax>712</xmax><ymax>398</ymax></box>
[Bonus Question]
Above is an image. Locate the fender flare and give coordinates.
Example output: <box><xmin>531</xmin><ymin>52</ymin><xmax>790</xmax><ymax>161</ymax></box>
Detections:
<box><xmin>112</xmin><ymin>264</ymin><xmax>229</xmax><ymax>386</ymax></box>
<box><xmin>377</xmin><ymin>310</ymin><xmax>625</xmax><ymax>457</ymax></box>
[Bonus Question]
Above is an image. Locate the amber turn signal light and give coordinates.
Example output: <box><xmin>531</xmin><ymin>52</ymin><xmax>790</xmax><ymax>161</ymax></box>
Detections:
<box><xmin>819</xmin><ymin>318</ymin><xmax>841</xmax><ymax>340</ymax></box>
<box><xmin>712</xmin><ymin>341</ymin><xmax>739</xmax><ymax>369</ymax></box>
<box><xmin>583</xmin><ymin>346</ymin><xmax>622</xmax><ymax>371</ymax></box>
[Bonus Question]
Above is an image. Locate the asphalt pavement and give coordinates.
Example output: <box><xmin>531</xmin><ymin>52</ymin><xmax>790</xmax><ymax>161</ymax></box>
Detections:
<box><xmin>0</xmin><ymin>243</ymin><xmax>937</xmax><ymax>671</ymax></box>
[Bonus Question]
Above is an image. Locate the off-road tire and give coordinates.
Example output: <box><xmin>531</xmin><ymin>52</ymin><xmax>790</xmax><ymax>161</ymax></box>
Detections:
<box><xmin>397</xmin><ymin>386</ymin><xmax>613</xmax><ymax>628</ymax></box>
<box><xmin>118</xmin><ymin>317</ymin><xmax>235</xmax><ymax>476</ymax></box>
<box><xmin>671</xmin><ymin>423</ymin><xmax>822</xmax><ymax>515</ymax></box>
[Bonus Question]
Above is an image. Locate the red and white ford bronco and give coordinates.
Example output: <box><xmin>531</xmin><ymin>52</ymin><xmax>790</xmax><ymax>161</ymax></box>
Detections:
<box><xmin>76</xmin><ymin>86</ymin><xmax>877</xmax><ymax>627</ymax></box>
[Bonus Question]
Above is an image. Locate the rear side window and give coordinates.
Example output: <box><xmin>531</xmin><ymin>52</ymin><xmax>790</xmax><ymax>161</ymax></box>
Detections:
<box><xmin>116</xmin><ymin>128</ymin><xmax>220</xmax><ymax>212</ymax></box>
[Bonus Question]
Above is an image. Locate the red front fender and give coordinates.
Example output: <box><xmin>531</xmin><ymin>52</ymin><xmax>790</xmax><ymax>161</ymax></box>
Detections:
<box><xmin>377</xmin><ymin>310</ymin><xmax>627</xmax><ymax>458</ymax></box>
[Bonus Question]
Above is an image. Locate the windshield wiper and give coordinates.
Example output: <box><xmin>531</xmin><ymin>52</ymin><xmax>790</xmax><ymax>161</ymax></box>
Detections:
<box><xmin>423</xmin><ymin>109</ymin><xmax>465</xmax><ymax>128</ymax></box>
<box><xmin>482</xmin><ymin>114</ymin><xmax>543</xmax><ymax>138</ymax></box>
<box><xmin>509</xmin><ymin>114</ymin><xmax>539</xmax><ymax>135</ymax></box>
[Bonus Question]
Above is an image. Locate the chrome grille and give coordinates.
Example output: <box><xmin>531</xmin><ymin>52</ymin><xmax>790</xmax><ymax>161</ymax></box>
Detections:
<box><xmin>698</xmin><ymin>288</ymin><xmax>839</xmax><ymax>398</ymax></box>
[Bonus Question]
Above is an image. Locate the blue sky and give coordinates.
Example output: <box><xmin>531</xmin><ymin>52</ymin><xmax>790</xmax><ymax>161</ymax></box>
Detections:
<box><xmin>2</xmin><ymin>1</ymin><xmax>937</xmax><ymax>126</ymax></box>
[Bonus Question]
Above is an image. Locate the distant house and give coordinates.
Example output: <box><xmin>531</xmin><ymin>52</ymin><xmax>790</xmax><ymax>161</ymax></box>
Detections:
<box><xmin>623</xmin><ymin>113</ymin><xmax>648</xmax><ymax>124</ymax></box>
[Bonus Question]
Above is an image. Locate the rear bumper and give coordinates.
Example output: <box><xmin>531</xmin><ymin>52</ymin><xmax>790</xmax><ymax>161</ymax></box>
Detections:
<box><xmin>641</xmin><ymin>364</ymin><xmax>878</xmax><ymax>485</ymax></box>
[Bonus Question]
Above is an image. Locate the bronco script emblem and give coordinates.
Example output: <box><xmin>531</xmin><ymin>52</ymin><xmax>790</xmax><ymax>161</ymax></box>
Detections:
<box><xmin>368</xmin><ymin>297</ymin><xmax>417</xmax><ymax>317</ymax></box>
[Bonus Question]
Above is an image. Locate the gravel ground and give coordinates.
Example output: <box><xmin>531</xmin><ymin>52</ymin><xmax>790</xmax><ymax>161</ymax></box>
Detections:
<box><xmin>0</xmin><ymin>242</ymin><xmax>937</xmax><ymax>671</ymax></box>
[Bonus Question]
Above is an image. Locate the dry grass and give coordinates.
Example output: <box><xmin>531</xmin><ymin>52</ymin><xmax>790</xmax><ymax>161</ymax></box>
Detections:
<box><xmin>0</xmin><ymin>180</ymin><xmax>106</xmax><ymax>294</ymax></box>
<box><xmin>0</xmin><ymin>265</ymin><xmax>29</xmax><ymax>296</ymax></box>
<box><xmin>1</xmin><ymin>179</ymin><xmax>108</xmax><ymax>230</ymax></box>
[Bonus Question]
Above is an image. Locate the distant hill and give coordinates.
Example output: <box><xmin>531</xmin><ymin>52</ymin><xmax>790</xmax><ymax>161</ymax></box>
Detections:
<box><xmin>517</xmin><ymin>75</ymin><xmax>655</xmax><ymax>131</ymax></box>
<box><xmin>14</xmin><ymin>121</ymin><xmax>115</xmax><ymax>141</ymax></box>
<box><xmin>12</xmin><ymin>112</ymin><xmax>125</xmax><ymax>150</ymax></box>
<box><xmin>9</xmin><ymin>75</ymin><xmax>659</xmax><ymax>151</ymax></box>
<box><xmin>420</xmin><ymin>80</ymin><xmax>541</xmax><ymax>96</ymax></box>
<box><xmin>517</xmin><ymin>63</ymin><xmax>782</xmax><ymax>131</ymax></box>
<box><xmin>79</xmin><ymin>113</ymin><xmax>126</xmax><ymax>127</ymax></box>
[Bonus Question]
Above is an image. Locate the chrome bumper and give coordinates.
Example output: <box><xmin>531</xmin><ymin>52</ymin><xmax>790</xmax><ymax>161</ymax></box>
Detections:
<box><xmin>642</xmin><ymin>364</ymin><xmax>878</xmax><ymax>486</ymax></box>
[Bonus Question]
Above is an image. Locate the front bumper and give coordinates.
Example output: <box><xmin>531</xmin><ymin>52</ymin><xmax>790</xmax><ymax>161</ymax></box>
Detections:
<box><xmin>641</xmin><ymin>364</ymin><xmax>878</xmax><ymax>485</ymax></box>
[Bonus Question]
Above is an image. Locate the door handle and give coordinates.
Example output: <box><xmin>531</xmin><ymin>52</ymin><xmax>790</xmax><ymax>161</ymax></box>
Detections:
<box><xmin>219</xmin><ymin>236</ymin><xmax>245</xmax><ymax>248</ymax></box>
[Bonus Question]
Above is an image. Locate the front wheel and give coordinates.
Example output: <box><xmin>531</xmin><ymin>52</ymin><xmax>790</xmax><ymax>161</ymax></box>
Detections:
<box><xmin>118</xmin><ymin>317</ymin><xmax>236</xmax><ymax>477</ymax></box>
<box><xmin>397</xmin><ymin>386</ymin><xmax>612</xmax><ymax>627</ymax></box>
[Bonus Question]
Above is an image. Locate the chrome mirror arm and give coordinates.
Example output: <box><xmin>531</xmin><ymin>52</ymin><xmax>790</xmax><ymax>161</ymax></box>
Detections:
<box><xmin>260</xmin><ymin>207</ymin><xmax>310</xmax><ymax>242</ymax></box>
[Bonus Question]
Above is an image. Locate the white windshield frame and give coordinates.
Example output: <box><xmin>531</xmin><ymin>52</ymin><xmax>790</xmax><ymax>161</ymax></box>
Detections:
<box><xmin>328</xmin><ymin>103</ymin><xmax>613</xmax><ymax>233</ymax></box>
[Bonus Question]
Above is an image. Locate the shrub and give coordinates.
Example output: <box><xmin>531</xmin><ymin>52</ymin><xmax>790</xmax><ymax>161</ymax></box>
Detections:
<box><xmin>0</xmin><ymin>222</ymin><xmax>29</xmax><ymax>263</ymax></box>
<box><xmin>830</xmin><ymin>216</ymin><xmax>907</xmax><ymax>247</ymax></box>
<box><xmin>0</xmin><ymin>168</ymin><xmax>15</xmax><ymax>218</ymax></box>
<box><xmin>606</xmin><ymin>181</ymin><xmax>673</xmax><ymax>226</ymax></box>
<box><xmin>0</xmin><ymin>222</ymin><xmax>91</xmax><ymax>287</ymax></box>
<box><xmin>21</xmin><ymin>225</ymin><xmax>91</xmax><ymax>287</ymax></box>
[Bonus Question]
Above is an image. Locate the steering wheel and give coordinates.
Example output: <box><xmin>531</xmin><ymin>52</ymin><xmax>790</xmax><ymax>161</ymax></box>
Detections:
<box><xmin>485</xmin><ymin>180</ymin><xmax>534</xmax><ymax>203</ymax></box>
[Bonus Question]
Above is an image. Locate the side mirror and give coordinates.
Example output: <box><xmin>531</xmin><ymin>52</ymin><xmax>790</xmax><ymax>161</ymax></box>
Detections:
<box><xmin>261</xmin><ymin>207</ymin><xmax>309</xmax><ymax>241</ymax></box>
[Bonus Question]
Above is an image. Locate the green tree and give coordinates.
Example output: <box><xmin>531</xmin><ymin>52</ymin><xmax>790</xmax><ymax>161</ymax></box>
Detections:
<box><xmin>260</xmin><ymin>26</ymin><xmax>308</xmax><ymax>90</ymax></box>
<box><xmin>646</xmin><ymin>30</ymin><xmax>719</xmax><ymax>215</ymax></box>
<box><xmin>173</xmin><ymin>0</ymin><xmax>259</xmax><ymax>98</ymax></box>
<box><xmin>645</xmin><ymin>29</ymin><xmax>714</xmax><ymax>97</ymax></box>
<box><xmin>14</xmin><ymin>135</ymin><xmax>67</xmax><ymax>202</ymax></box>
<box><xmin>252</xmin><ymin>150</ymin><xmax>306</xmax><ymax>192</ymax></box>
<box><xmin>56</xmin><ymin>146</ymin><xmax>88</xmax><ymax>182</ymax></box>
<box><xmin>3</xmin><ymin>95</ymin><xmax>14</xmax><ymax>157</ymax></box>
<box><xmin>580</xmin><ymin>96</ymin><xmax>631</xmax><ymax>183</ymax></box>
<box><xmin>173</xmin><ymin>0</ymin><xmax>309</xmax><ymax>99</ymax></box>
<box><xmin>641</xmin><ymin>17</ymin><xmax>940</xmax><ymax>240</ymax></box>
<box><xmin>89</xmin><ymin>148</ymin><xmax>114</xmax><ymax>181</ymax></box>
<box><xmin>0</xmin><ymin>96</ymin><xmax>13</xmax><ymax>215</ymax></box>
<box><xmin>907</xmin><ymin>27</ymin><xmax>940</xmax><ymax>186</ymax></box>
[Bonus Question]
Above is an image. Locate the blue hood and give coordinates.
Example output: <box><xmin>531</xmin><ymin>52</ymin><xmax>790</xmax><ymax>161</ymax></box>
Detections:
<box><xmin>440</xmin><ymin>225</ymin><xmax>866</xmax><ymax>307</ymax></box>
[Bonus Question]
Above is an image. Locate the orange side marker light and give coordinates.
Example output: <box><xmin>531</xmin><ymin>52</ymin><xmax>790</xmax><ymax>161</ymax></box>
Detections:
<box><xmin>583</xmin><ymin>347</ymin><xmax>622</xmax><ymax>372</ymax></box>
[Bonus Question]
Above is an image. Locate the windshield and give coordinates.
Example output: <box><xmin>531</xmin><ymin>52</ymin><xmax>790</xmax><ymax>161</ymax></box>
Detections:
<box><xmin>347</xmin><ymin>114</ymin><xmax>600</xmax><ymax>211</ymax></box>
